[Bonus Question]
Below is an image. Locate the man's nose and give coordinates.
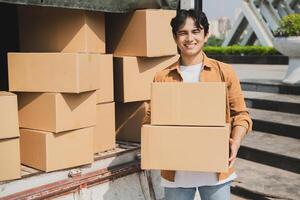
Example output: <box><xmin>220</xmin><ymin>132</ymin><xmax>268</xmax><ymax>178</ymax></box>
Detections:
<box><xmin>186</xmin><ymin>32</ymin><xmax>193</xmax><ymax>41</ymax></box>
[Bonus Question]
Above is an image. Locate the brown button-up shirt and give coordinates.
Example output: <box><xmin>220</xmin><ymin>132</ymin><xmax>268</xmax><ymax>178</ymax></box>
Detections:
<box><xmin>142</xmin><ymin>52</ymin><xmax>252</xmax><ymax>182</ymax></box>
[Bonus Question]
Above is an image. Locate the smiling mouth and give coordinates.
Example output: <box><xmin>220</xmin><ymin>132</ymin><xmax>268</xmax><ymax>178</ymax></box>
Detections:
<box><xmin>184</xmin><ymin>43</ymin><xmax>197</xmax><ymax>49</ymax></box>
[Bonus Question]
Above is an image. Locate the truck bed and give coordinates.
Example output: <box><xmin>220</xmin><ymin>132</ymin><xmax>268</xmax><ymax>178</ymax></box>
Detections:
<box><xmin>0</xmin><ymin>141</ymin><xmax>142</xmax><ymax>200</ymax></box>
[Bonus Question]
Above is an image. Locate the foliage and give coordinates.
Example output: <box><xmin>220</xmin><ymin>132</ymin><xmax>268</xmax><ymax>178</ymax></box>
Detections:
<box><xmin>203</xmin><ymin>45</ymin><xmax>279</xmax><ymax>55</ymax></box>
<box><xmin>274</xmin><ymin>14</ymin><xmax>300</xmax><ymax>37</ymax></box>
<box><xmin>205</xmin><ymin>35</ymin><xmax>224</xmax><ymax>46</ymax></box>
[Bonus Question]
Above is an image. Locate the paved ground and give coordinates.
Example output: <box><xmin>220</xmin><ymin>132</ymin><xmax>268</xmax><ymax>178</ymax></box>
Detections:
<box><xmin>232</xmin><ymin>64</ymin><xmax>287</xmax><ymax>81</ymax></box>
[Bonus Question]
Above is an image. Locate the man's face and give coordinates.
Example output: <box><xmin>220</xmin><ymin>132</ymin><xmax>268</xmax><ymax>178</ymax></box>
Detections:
<box><xmin>174</xmin><ymin>17</ymin><xmax>208</xmax><ymax>57</ymax></box>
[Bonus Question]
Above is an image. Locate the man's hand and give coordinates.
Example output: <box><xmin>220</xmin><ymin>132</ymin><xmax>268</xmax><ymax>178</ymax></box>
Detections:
<box><xmin>228</xmin><ymin>126</ymin><xmax>247</xmax><ymax>168</ymax></box>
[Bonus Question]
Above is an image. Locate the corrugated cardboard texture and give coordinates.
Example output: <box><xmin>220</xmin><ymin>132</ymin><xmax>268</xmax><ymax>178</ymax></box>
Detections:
<box><xmin>94</xmin><ymin>102</ymin><xmax>116</xmax><ymax>153</ymax></box>
<box><xmin>0</xmin><ymin>92</ymin><xmax>19</xmax><ymax>139</ymax></box>
<box><xmin>8</xmin><ymin>53</ymin><xmax>101</xmax><ymax>93</ymax></box>
<box><xmin>18</xmin><ymin>91</ymin><xmax>96</xmax><ymax>133</ymax></box>
<box><xmin>20</xmin><ymin>127</ymin><xmax>94</xmax><ymax>172</ymax></box>
<box><xmin>151</xmin><ymin>82</ymin><xmax>226</xmax><ymax>126</ymax></box>
<box><xmin>96</xmin><ymin>54</ymin><xmax>114</xmax><ymax>104</ymax></box>
<box><xmin>114</xmin><ymin>55</ymin><xmax>179</xmax><ymax>102</ymax></box>
<box><xmin>18</xmin><ymin>6</ymin><xmax>105</xmax><ymax>53</ymax></box>
<box><xmin>106</xmin><ymin>9</ymin><xmax>177</xmax><ymax>57</ymax></box>
<box><xmin>141</xmin><ymin>125</ymin><xmax>230</xmax><ymax>172</ymax></box>
<box><xmin>0</xmin><ymin>138</ymin><xmax>21</xmax><ymax>181</ymax></box>
<box><xmin>115</xmin><ymin>101</ymin><xmax>146</xmax><ymax>142</ymax></box>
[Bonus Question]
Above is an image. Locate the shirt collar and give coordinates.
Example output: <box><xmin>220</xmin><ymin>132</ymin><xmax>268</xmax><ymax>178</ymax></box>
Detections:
<box><xmin>168</xmin><ymin>51</ymin><xmax>213</xmax><ymax>73</ymax></box>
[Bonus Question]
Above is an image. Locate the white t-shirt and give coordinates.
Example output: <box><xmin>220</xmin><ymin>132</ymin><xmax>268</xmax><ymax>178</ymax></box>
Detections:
<box><xmin>161</xmin><ymin>63</ymin><xmax>237</xmax><ymax>188</ymax></box>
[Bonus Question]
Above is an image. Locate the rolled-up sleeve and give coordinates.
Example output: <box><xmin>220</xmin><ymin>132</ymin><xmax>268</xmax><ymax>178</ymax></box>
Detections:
<box><xmin>227</xmin><ymin>66</ymin><xmax>253</xmax><ymax>133</ymax></box>
<box><xmin>141</xmin><ymin>74</ymin><xmax>159</xmax><ymax>125</ymax></box>
<box><xmin>142</xmin><ymin>100</ymin><xmax>151</xmax><ymax>125</ymax></box>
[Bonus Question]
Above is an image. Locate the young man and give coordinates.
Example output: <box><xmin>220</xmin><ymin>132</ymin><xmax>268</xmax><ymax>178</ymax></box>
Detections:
<box><xmin>143</xmin><ymin>9</ymin><xmax>252</xmax><ymax>200</ymax></box>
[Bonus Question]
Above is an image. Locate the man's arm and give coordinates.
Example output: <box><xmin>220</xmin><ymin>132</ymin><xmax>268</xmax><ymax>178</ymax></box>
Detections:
<box><xmin>226</xmin><ymin>65</ymin><xmax>253</xmax><ymax>167</ymax></box>
<box><xmin>229</xmin><ymin>125</ymin><xmax>247</xmax><ymax>168</ymax></box>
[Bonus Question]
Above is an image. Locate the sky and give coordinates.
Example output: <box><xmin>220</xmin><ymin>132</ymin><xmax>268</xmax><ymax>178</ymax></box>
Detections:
<box><xmin>203</xmin><ymin>0</ymin><xmax>241</xmax><ymax>22</ymax></box>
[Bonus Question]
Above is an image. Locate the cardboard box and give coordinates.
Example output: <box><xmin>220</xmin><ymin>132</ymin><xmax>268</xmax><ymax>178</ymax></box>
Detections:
<box><xmin>151</xmin><ymin>82</ymin><xmax>226</xmax><ymax>126</ymax></box>
<box><xmin>141</xmin><ymin>124</ymin><xmax>230</xmax><ymax>172</ymax></box>
<box><xmin>94</xmin><ymin>102</ymin><xmax>116</xmax><ymax>153</ymax></box>
<box><xmin>106</xmin><ymin>9</ymin><xmax>177</xmax><ymax>57</ymax></box>
<box><xmin>8</xmin><ymin>53</ymin><xmax>101</xmax><ymax>93</ymax></box>
<box><xmin>18</xmin><ymin>6</ymin><xmax>105</xmax><ymax>53</ymax></box>
<box><xmin>114</xmin><ymin>55</ymin><xmax>179</xmax><ymax>102</ymax></box>
<box><xmin>96</xmin><ymin>54</ymin><xmax>114</xmax><ymax>104</ymax></box>
<box><xmin>0</xmin><ymin>138</ymin><xmax>21</xmax><ymax>181</ymax></box>
<box><xmin>0</xmin><ymin>92</ymin><xmax>19</xmax><ymax>139</ymax></box>
<box><xmin>18</xmin><ymin>91</ymin><xmax>96</xmax><ymax>133</ymax></box>
<box><xmin>115</xmin><ymin>102</ymin><xmax>146</xmax><ymax>142</ymax></box>
<box><xmin>20</xmin><ymin>127</ymin><xmax>94</xmax><ymax>172</ymax></box>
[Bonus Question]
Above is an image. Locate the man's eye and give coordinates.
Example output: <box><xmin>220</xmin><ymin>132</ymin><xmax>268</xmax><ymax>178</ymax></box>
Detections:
<box><xmin>177</xmin><ymin>32</ymin><xmax>187</xmax><ymax>36</ymax></box>
<box><xmin>192</xmin><ymin>30</ymin><xmax>201</xmax><ymax>34</ymax></box>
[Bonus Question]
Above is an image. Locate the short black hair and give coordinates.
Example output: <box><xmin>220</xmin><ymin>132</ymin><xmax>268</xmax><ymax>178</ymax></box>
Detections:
<box><xmin>170</xmin><ymin>9</ymin><xmax>209</xmax><ymax>36</ymax></box>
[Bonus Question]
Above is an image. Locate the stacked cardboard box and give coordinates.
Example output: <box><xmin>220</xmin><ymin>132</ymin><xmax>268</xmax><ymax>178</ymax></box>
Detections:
<box><xmin>0</xmin><ymin>92</ymin><xmax>21</xmax><ymax>181</ymax></box>
<box><xmin>8</xmin><ymin>53</ymin><xmax>97</xmax><ymax>172</ymax></box>
<box><xmin>141</xmin><ymin>83</ymin><xmax>230</xmax><ymax>172</ymax></box>
<box><xmin>18</xmin><ymin>6</ymin><xmax>105</xmax><ymax>53</ymax></box>
<box><xmin>115</xmin><ymin>101</ymin><xmax>146</xmax><ymax>142</ymax></box>
<box><xmin>6</xmin><ymin>6</ymin><xmax>115</xmax><ymax>172</ymax></box>
<box><xmin>23</xmin><ymin>7</ymin><xmax>116</xmax><ymax>154</ymax></box>
<box><xmin>106</xmin><ymin>9</ymin><xmax>177</xmax><ymax>57</ymax></box>
<box><xmin>107</xmin><ymin>9</ymin><xmax>179</xmax><ymax>142</ymax></box>
<box><xmin>94</xmin><ymin>54</ymin><xmax>115</xmax><ymax>153</ymax></box>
